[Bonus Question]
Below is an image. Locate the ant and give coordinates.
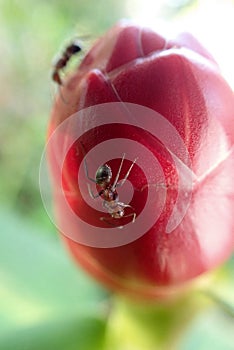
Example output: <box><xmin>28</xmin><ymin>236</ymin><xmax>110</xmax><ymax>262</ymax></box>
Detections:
<box><xmin>83</xmin><ymin>152</ymin><xmax>138</xmax><ymax>228</ymax></box>
<box><xmin>52</xmin><ymin>39</ymin><xmax>82</xmax><ymax>85</ymax></box>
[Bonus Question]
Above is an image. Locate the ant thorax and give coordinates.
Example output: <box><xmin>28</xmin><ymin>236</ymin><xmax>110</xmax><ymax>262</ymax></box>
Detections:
<box><xmin>99</xmin><ymin>186</ymin><xmax>119</xmax><ymax>202</ymax></box>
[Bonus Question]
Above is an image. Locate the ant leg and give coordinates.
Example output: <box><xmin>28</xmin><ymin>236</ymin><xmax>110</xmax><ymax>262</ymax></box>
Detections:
<box><xmin>79</xmin><ymin>142</ymin><xmax>96</xmax><ymax>183</ymax></box>
<box><xmin>87</xmin><ymin>183</ymin><xmax>100</xmax><ymax>199</ymax></box>
<box><xmin>122</xmin><ymin>212</ymin><xmax>136</xmax><ymax>223</ymax></box>
<box><xmin>116</xmin><ymin>157</ymin><xmax>138</xmax><ymax>188</ymax></box>
<box><xmin>112</xmin><ymin>153</ymin><xmax>126</xmax><ymax>189</ymax></box>
<box><xmin>84</xmin><ymin>158</ymin><xmax>96</xmax><ymax>183</ymax></box>
<box><xmin>100</xmin><ymin>216</ymin><xmax>123</xmax><ymax>229</ymax></box>
<box><xmin>100</xmin><ymin>211</ymin><xmax>136</xmax><ymax>228</ymax></box>
<box><xmin>118</xmin><ymin>203</ymin><xmax>136</xmax><ymax>223</ymax></box>
<box><xmin>119</xmin><ymin>203</ymin><xmax>133</xmax><ymax>210</ymax></box>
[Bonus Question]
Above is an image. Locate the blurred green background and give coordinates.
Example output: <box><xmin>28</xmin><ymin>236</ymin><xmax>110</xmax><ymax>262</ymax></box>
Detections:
<box><xmin>0</xmin><ymin>0</ymin><xmax>234</xmax><ymax>349</ymax></box>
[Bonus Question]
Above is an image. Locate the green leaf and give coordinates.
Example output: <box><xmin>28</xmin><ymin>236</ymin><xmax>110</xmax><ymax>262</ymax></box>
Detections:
<box><xmin>0</xmin><ymin>207</ymin><xmax>108</xmax><ymax>350</ymax></box>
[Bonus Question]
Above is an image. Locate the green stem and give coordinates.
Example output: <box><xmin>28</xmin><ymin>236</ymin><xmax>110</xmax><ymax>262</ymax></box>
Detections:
<box><xmin>103</xmin><ymin>292</ymin><xmax>206</xmax><ymax>350</ymax></box>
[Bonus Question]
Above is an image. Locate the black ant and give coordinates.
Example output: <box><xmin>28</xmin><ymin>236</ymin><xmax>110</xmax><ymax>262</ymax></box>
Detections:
<box><xmin>52</xmin><ymin>39</ymin><xmax>82</xmax><ymax>85</ymax></box>
<box><xmin>83</xmin><ymin>152</ymin><xmax>138</xmax><ymax>228</ymax></box>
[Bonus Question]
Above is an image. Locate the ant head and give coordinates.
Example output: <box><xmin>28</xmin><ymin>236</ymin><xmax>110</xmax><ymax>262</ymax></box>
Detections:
<box><xmin>95</xmin><ymin>164</ymin><xmax>112</xmax><ymax>185</ymax></box>
<box><xmin>69</xmin><ymin>42</ymin><xmax>82</xmax><ymax>54</ymax></box>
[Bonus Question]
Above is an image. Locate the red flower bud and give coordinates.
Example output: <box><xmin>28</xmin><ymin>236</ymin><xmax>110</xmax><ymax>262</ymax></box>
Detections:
<box><xmin>45</xmin><ymin>21</ymin><xmax>234</xmax><ymax>299</ymax></box>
